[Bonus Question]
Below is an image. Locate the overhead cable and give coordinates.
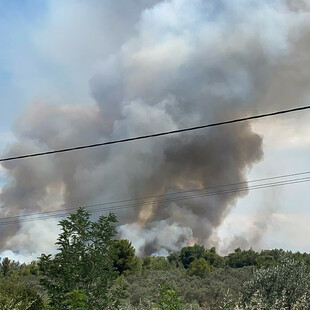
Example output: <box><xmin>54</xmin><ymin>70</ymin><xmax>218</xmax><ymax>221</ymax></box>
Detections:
<box><xmin>0</xmin><ymin>174</ymin><xmax>309</xmax><ymax>226</ymax></box>
<box><xmin>0</xmin><ymin>105</ymin><xmax>309</xmax><ymax>162</ymax></box>
<box><xmin>0</xmin><ymin>170</ymin><xmax>309</xmax><ymax>222</ymax></box>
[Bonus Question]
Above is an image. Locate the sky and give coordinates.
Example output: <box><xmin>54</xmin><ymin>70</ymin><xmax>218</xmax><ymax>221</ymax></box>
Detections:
<box><xmin>0</xmin><ymin>0</ymin><xmax>310</xmax><ymax>262</ymax></box>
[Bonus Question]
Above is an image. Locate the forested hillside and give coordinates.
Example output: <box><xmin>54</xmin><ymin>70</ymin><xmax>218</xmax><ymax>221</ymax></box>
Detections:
<box><xmin>1</xmin><ymin>209</ymin><xmax>310</xmax><ymax>309</ymax></box>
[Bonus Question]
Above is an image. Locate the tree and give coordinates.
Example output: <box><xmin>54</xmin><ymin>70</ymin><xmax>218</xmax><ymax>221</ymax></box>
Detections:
<box><xmin>226</xmin><ymin>248</ymin><xmax>258</xmax><ymax>268</ymax></box>
<box><xmin>39</xmin><ymin>208</ymin><xmax>118</xmax><ymax>309</ymax></box>
<box><xmin>180</xmin><ymin>244</ymin><xmax>205</xmax><ymax>269</ymax></box>
<box><xmin>187</xmin><ymin>258</ymin><xmax>211</xmax><ymax>278</ymax></box>
<box><xmin>0</xmin><ymin>257</ymin><xmax>20</xmax><ymax>278</ymax></box>
<box><xmin>254</xmin><ymin>254</ymin><xmax>275</xmax><ymax>269</ymax></box>
<box><xmin>111</xmin><ymin>239</ymin><xmax>141</xmax><ymax>275</ymax></box>
<box><xmin>20</xmin><ymin>261</ymin><xmax>40</xmax><ymax>277</ymax></box>
<box><xmin>204</xmin><ymin>247</ymin><xmax>224</xmax><ymax>268</ymax></box>
<box><xmin>167</xmin><ymin>252</ymin><xmax>182</xmax><ymax>268</ymax></box>
<box><xmin>1</xmin><ymin>257</ymin><xmax>11</xmax><ymax>277</ymax></box>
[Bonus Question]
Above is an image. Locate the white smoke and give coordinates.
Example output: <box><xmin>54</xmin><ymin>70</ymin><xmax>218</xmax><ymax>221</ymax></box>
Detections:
<box><xmin>118</xmin><ymin>220</ymin><xmax>193</xmax><ymax>256</ymax></box>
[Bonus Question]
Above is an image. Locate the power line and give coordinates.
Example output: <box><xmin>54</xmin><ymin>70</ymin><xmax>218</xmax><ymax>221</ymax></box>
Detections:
<box><xmin>0</xmin><ymin>173</ymin><xmax>309</xmax><ymax>226</ymax></box>
<box><xmin>0</xmin><ymin>170</ymin><xmax>309</xmax><ymax>222</ymax></box>
<box><xmin>1</xmin><ymin>105</ymin><xmax>309</xmax><ymax>162</ymax></box>
<box><xmin>1</xmin><ymin>177</ymin><xmax>309</xmax><ymax>225</ymax></box>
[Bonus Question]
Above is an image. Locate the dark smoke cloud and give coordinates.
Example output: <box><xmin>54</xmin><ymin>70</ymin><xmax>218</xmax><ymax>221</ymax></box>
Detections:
<box><xmin>1</xmin><ymin>0</ymin><xmax>310</xmax><ymax>259</ymax></box>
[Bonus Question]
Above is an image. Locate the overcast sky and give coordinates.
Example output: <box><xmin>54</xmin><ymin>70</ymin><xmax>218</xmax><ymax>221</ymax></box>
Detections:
<box><xmin>0</xmin><ymin>0</ymin><xmax>310</xmax><ymax>262</ymax></box>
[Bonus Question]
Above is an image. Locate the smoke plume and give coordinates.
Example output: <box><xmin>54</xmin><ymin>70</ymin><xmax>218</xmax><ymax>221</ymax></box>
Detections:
<box><xmin>1</xmin><ymin>0</ymin><xmax>310</xmax><ymax>259</ymax></box>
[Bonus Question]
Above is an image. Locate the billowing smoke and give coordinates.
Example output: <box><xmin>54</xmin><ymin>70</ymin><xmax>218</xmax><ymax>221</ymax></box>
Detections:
<box><xmin>1</xmin><ymin>0</ymin><xmax>310</xmax><ymax>259</ymax></box>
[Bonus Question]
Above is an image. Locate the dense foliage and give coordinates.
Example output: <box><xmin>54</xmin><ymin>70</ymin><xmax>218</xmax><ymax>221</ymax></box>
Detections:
<box><xmin>239</xmin><ymin>258</ymin><xmax>310</xmax><ymax>309</ymax></box>
<box><xmin>125</xmin><ymin>268</ymin><xmax>252</xmax><ymax>309</ymax></box>
<box><xmin>111</xmin><ymin>239</ymin><xmax>141</xmax><ymax>275</ymax></box>
<box><xmin>38</xmin><ymin>208</ymin><xmax>118</xmax><ymax>309</ymax></box>
<box><xmin>0</xmin><ymin>277</ymin><xmax>44</xmax><ymax>310</ymax></box>
<box><xmin>2</xmin><ymin>209</ymin><xmax>310</xmax><ymax>309</ymax></box>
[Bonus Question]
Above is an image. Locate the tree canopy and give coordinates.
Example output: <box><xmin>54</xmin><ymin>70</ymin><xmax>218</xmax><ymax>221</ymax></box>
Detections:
<box><xmin>38</xmin><ymin>208</ymin><xmax>118</xmax><ymax>309</ymax></box>
<box><xmin>111</xmin><ymin>239</ymin><xmax>141</xmax><ymax>275</ymax></box>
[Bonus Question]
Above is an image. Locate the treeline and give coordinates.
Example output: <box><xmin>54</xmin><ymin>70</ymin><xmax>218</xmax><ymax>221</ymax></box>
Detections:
<box><xmin>112</xmin><ymin>241</ymin><xmax>310</xmax><ymax>277</ymax></box>
<box><xmin>1</xmin><ymin>208</ymin><xmax>310</xmax><ymax>309</ymax></box>
<box><xmin>2</xmin><ymin>244</ymin><xmax>310</xmax><ymax>279</ymax></box>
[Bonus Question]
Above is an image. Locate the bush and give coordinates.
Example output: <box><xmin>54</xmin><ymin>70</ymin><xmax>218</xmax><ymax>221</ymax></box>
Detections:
<box><xmin>155</xmin><ymin>283</ymin><xmax>182</xmax><ymax>310</ymax></box>
<box><xmin>239</xmin><ymin>258</ymin><xmax>310</xmax><ymax>309</ymax></box>
<box><xmin>0</xmin><ymin>277</ymin><xmax>44</xmax><ymax>309</ymax></box>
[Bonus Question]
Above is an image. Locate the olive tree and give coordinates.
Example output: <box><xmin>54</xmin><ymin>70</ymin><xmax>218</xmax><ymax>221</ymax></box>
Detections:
<box><xmin>239</xmin><ymin>258</ymin><xmax>310</xmax><ymax>309</ymax></box>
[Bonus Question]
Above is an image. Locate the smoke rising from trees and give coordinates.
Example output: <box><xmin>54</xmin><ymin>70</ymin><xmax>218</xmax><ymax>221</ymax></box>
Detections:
<box><xmin>1</xmin><ymin>0</ymin><xmax>310</xmax><ymax>258</ymax></box>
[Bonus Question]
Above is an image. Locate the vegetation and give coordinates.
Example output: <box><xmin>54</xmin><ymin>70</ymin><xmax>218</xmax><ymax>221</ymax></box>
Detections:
<box><xmin>0</xmin><ymin>277</ymin><xmax>44</xmax><ymax>310</ymax></box>
<box><xmin>238</xmin><ymin>258</ymin><xmax>310</xmax><ymax>309</ymax></box>
<box><xmin>111</xmin><ymin>239</ymin><xmax>142</xmax><ymax>275</ymax></box>
<box><xmin>155</xmin><ymin>284</ymin><xmax>182</xmax><ymax>310</ymax></box>
<box><xmin>1</xmin><ymin>208</ymin><xmax>310</xmax><ymax>309</ymax></box>
<box><xmin>38</xmin><ymin>208</ymin><xmax>118</xmax><ymax>309</ymax></box>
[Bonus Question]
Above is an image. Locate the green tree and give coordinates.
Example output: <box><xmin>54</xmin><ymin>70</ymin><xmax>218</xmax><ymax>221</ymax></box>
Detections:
<box><xmin>226</xmin><ymin>248</ymin><xmax>258</xmax><ymax>268</ymax></box>
<box><xmin>112</xmin><ymin>239</ymin><xmax>141</xmax><ymax>275</ymax></box>
<box><xmin>39</xmin><ymin>208</ymin><xmax>118</xmax><ymax>309</ymax></box>
<box><xmin>204</xmin><ymin>247</ymin><xmax>224</xmax><ymax>268</ymax></box>
<box><xmin>0</xmin><ymin>257</ymin><xmax>20</xmax><ymax>278</ymax></box>
<box><xmin>180</xmin><ymin>244</ymin><xmax>205</xmax><ymax>269</ymax></box>
<box><xmin>255</xmin><ymin>254</ymin><xmax>275</xmax><ymax>268</ymax></box>
<box><xmin>1</xmin><ymin>257</ymin><xmax>11</xmax><ymax>277</ymax></box>
<box><xmin>187</xmin><ymin>258</ymin><xmax>211</xmax><ymax>278</ymax></box>
<box><xmin>20</xmin><ymin>261</ymin><xmax>40</xmax><ymax>277</ymax></box>
<box><xmin>167</xmin><ymin>252</ymin><xmax>182</xmax><ymax>268</ymax></box>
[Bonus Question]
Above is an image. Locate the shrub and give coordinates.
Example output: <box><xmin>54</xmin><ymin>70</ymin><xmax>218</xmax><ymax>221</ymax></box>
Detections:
<box><xmin>238</xmin><ymin>258</ymin><xmax>310</xmax><ymax>309</ymax></box>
